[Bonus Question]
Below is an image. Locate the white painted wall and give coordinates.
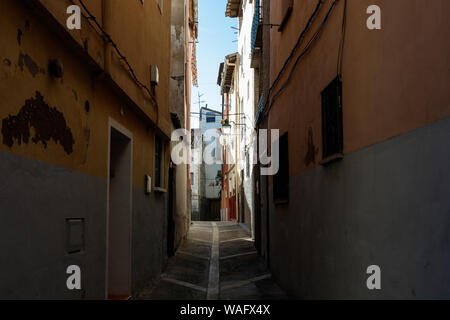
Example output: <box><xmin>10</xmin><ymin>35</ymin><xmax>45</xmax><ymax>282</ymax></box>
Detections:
<box><xmin>200</xmin><ymin>109</ymin><xmax>222</xmax><ymax>200</ymax></box>
<box><xmin>237</xmin><ymin>0</ymin><xmax>256</xmax><ymax>234</ymax></box>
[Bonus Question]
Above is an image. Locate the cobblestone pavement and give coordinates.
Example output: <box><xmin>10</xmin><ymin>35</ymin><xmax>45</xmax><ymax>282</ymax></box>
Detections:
<box><xmin>135</xmin><ymin>221</ymin><xmax>288</xmax><ymax>300</ymax></box>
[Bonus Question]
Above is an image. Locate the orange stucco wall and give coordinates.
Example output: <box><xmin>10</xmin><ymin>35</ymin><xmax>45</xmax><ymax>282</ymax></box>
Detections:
<box><xmin>0</xmin><ymin>0</ymin><xmax>171</xmax><ymax>188</ymax></box>
<box><xmin>268</xmin><ymin>0</ymin><xmax>450</xmax><ymax>178</ymax></box>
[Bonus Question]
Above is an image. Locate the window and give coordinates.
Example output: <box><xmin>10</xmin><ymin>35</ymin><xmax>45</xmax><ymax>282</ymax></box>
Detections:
<box><xmin>154</xmin><ymin>135</ymin><xmax>164</xmax><ymax>188</ymax></box>
<box><xmin>321</xmin><ymin>76</ymin><xmax>343</xmax><ymax>160</ymax></box>
<box><xmin>206</xmin><ymin>113</ymin><xmax>216</xmax><ymax>123</ymax></box>
<box><xmin>190</xmin><ymin>172</ymin><xmax>194</xmax><ymax>185</ymax></box>
<box><xmin>273</xmin><ymin>133</ymin><xmax>289</xmax><ymax>203</ymax></box>
<box><xmin>279</xmin><ymin>0</ymin><xmax>293</xmax><ymax>32</ymax></box>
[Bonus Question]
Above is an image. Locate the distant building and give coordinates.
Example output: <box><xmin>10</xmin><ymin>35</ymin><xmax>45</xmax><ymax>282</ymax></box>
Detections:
<box><xmin>190</xmin><ymin>128</ymin><xmax>202</xmax><ymax>221</ymax></box>
<box><xmin>199</xmin><ymin>107</ymin><xmax>222</xmax><ymax>221</ymax></box>
<box><xmin>225</xmin><ymin>0</ymin><xmax>258</xmax><ymax>236</ymax></box>
<box><xmin>218</xmin><ymin>53</ymin><xmax>239</xmax><ymax>222</ymax></box>
<box><xmin>169</xmin><ymin>0</ymin><xmax>198</xmax><ymax>255</ymax></box>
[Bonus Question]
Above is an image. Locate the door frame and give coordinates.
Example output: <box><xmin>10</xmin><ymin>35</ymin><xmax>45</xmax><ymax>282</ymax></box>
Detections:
<box><xmin>105</xmin><ymin>117</ymin><xmax>133</xmax><ymax>299</ymax></box>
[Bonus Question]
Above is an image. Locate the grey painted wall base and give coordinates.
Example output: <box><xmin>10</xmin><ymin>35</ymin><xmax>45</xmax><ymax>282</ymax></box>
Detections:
<box><xmin>268</xmin><ymin>117</ymin><xmax>450</xmax><ymax>299</ymax></box>
<box><xmin>0</xmin><ymin>150</ymin><xmax>169</xmax><ymax>299</ymax></box>
<box><xmin>0</xmin><ymin>150</ymin><xmax>107</xmax><ymax>299</ymax></box>
<box><xmin>132</xmin><ymin>186</ymin><xmax>168</xmax><ymax>294</ymax></box>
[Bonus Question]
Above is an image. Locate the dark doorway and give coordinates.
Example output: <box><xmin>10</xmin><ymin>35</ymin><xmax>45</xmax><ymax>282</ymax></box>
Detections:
<box><xmin>254</xmin><ymin>164</ymin><xmax>262</xmax><ymax>253</ymax></box>
<box><xmin>167</xmin><ymin>164</ymin><xmax>176</xmax><ymax>257</ymax></box>
<box><xmin>108</xmin><ymin>127</ymin><xmax>132</xmax><ymax>299</ymax></box>
<box><xmin>240</xmin><ymin>169</ymin><xmax>245</xmax><ymax>224</ymax></box>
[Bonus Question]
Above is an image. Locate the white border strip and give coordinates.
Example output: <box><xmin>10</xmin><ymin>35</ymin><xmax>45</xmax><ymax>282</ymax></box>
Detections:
<box><xmin>220</xmin><ymin>251</ymin><xmax>258</xmax><ymax>260</ymax></box>
<box><xmin>161</xmin><ymin>275</ymin><xmax>207</xmax><ymax>293</ymax></box>
<box><xmin>221</xmin><ymin>274</ymin><xmax>272</xmax><ymax>291</ymax></box>
<box><xmin>207</xmin><ymin>222</ymin><xmax>220</xmax><ymax>300</ymax></box>
<box><xmin>220</xmin><ymin>237</ymin><xmax>253</xmax><ymax>244</ymax></box>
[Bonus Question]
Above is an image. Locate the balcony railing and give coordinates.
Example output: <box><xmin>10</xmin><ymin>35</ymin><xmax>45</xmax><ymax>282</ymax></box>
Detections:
<box><xmin>250</xmin><ymin>0</ymin><xmax>262</xmax><ymax>56</ymax></box>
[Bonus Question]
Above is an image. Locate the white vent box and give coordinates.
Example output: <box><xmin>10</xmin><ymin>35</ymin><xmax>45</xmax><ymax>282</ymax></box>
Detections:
<box><xmin>145</xmin><ymin>175</ymin><xmax>152</xmax><ymax>194</ymax></box>
<box><xmin>150</xmin><ymin>65</ymin><xmax>159</xmax><ymax>86</ymax></box>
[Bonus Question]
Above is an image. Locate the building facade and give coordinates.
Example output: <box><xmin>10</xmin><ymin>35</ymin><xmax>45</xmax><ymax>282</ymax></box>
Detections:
<box><xmin>168</xmin><ymin>0</ymin><xmax>197</xmax><ymax>256</ymax></box>
<box><xmin>257</xmin><ymin>0</ymin><xmax>450</xmax><ymax>299</ymax></box>
<box><xmin>225</xmin><ymin>0</ymin><xmax>258</xmax><ymax>236</ymax></box>
<box><xmin>0</xmin><ymin>0</ymin><xmax>184</xmax><ymax>299</ymax></box>
<box><xmin>198</xmin><ymin>107</ymin><xmax>222</xmax><ymax>221</ymax></box>
<box><xmin>190</xmin><ymin>128</ymin><xmax>202</xmax><ymax>221</ymax></box>
<box><xmin>218</xmin><ymin>53</ymin><xmax>240</xmax><ymax>223</ymax></box>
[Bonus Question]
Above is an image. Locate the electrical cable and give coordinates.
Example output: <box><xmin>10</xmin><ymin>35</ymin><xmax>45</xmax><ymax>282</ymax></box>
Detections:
<box><xmin>261</xmin><ymin>0</ymin><xmax>339</xmax><ymax>119</ymax></box>
<box><xmin>76</xmin><ymin>0</ymin><xmax>157</xmax><ymax>107</ymax></box>
<box><xmin>260</xmin><ymin>0</ymin><xmax>324</xmax><ymax>117</ymax></box>
<box><xmin>337</xmin><ymin>0</ymin><xmax>347</xmax><ymax>76</ymax></box>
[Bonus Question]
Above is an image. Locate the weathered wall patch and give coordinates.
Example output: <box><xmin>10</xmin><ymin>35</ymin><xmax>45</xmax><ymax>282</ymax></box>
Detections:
<box><xmin>2</xmin><ymin>91</ymin><xmax>75</xmax><ymax>154</ymax></box>
<box><xmin>18</xmin><ymin>52</ymin><xmax>45</xmax><ymax>77</ymax></box>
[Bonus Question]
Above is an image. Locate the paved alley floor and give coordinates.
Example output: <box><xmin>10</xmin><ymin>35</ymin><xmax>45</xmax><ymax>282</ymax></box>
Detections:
<box><xmin>136</xmin><ymin>221</ymin><xmax>288</xmax><ymax>300</ymax></box>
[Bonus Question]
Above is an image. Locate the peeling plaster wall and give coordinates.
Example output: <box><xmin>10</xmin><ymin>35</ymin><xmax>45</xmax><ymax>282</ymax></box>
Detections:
<box><xmin>0</xmin><ymin>0</ymin><xmax>171</xmax><ymax>298</ymax></box>
<box><xmin>37</xmin><ymin>0</ymin><xmax>173</xmax><ymax>136</ymax></box>
<box><xmin>169</xmin><ymin>0</ymin><xmax>190</xmax><ymax>252</ymax></box>
<box><xmin>170</xmin><ymin>0</ymin><xmax>186</xmax><ymax>125</ymax></box>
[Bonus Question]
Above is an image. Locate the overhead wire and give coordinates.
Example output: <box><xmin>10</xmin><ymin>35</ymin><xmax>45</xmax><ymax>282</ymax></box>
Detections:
<box><xmin>337</xmin><ymin>0</ymin><xmax>347</xmax><ymax>76</ymax></box>
<box><xmin>261</xmin><ymin>0</ymin><xmax>340</xmax><ymax>119</ymax></box>
<box><xmin>76</xmin><ymin>0</ymin><xmax>157</xmax><ymax>107</ymax></box>
<box><xmin>260</xmin><ymin>0</ymin><xmax>324</xmax><ymax>118</ymax></box>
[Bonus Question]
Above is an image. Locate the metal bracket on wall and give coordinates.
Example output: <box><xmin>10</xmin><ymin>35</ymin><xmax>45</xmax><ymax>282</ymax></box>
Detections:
<box><xmin>263</xmin><ymin>24</ymin><xmax>281</xmax><ymax>28</ymax></box>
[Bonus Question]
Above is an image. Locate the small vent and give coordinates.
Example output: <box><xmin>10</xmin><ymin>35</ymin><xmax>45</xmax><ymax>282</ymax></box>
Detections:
<box><xmin>150</xmin><ymin>65</ymin><xmax>159</xmax><ymax>86</ymax></box>
<box><xmin>66</xmin><ymin>219</ymin><xmax>85</xmax><ymax>254</ymax></box>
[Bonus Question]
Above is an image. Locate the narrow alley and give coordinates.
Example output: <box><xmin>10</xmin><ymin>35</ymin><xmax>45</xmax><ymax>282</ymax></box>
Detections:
<box><xmin>1</xmin><ymin>0</ymin><xmax>450</xmax><ymax>304</ymax></box>
<box><xmin>136</xmin><ymin>222</ymin><xmax>287</xmax><ymax>300</ymax></box>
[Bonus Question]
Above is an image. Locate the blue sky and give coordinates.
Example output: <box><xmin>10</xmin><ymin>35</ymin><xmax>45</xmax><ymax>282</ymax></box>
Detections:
<box><xmin>190</xmin><ymin>0</ymin><xmax>237</xmax><ymax>128</ymax></box>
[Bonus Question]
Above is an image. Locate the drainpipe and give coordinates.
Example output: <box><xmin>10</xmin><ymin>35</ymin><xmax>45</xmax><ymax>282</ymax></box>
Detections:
<box><xmin>222</xmin><ymin>95</ymin><xmax>224</xmax><ymax>118</ymax></box>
